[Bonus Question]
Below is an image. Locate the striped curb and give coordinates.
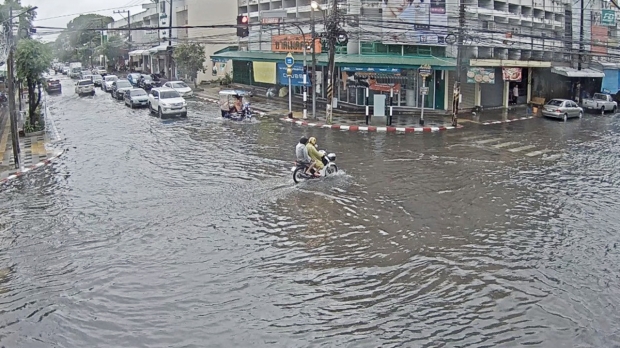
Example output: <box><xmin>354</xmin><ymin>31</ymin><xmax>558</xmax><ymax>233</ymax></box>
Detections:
<box><xmin>481</xmin><ymin>116</ymin><xmax>535</xmax><ymax>125</ymax></box>
<box><xmin>0</xmin><ymin>149</ymin><xmax>65</xmax><ymax>186</ymax></box>
<box><xmin>280</xmin><ymin>118</ymin><xmax>463</xmax><ymax>133</ymax></box>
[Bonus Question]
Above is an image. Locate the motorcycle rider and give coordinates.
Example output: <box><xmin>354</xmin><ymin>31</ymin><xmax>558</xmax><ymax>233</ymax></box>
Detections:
<box><xmin>306</xmin><ymin>137</ymin><xmax>324</xmax><ymax>172</ymax></box>
<box><xmin>295</xmin><ymin>136</ymin><xmax>319</xmax><ymax>177</ymax></box>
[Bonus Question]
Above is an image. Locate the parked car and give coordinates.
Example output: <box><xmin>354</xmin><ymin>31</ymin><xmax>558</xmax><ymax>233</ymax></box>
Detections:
<box><xmin>582</xmin><ymin>93</ymin><xmax>618</xmax><ymax>114</ymax></box>
<box><xmin>80</xmin><ymin>70</ymin><xmax>91</xmax><ymax>79</ymax></box>
<box><xmin>46</xmin><ymin>78</ymin><xmax>62</xmax><ymax>94</ymax></box>
<box><xmin>124</xmin><ymin>88</ymin><xmax>149</xmax><ymax>108</ymax></box>
<box><xmin>103</xmin><ymin>75</ymin><xmax>118</xmax><ymax>92</ymax></box>
<box><xmin>75</xmin><ymin>79</ymin><xmax>95</xmax><ymax>97</ymax></box>
<box><xmin>127</xmin><ymin>73</ymin><xmax>142</xmax><ymax>87</ymax></box>
<box><xmin>82</xmin><ymin>74</ymin><xmax>93</xmax><ymax>83</ymax></box>
<box><xmin>111</xmin><ymin>80</ymin><xmax>133</xmax><ymax>100</ymax></box>
<box><xmin>541</xmin><ymin>99</ymin><xmax>583</xmax><ymax>122</ymax></box>
<box><xmin>92</xmin><ymin>66</ymin><xmax>107</xmax><ymax>76</ymax></box>
<box><xmin>61</xmin><ymin>66</ymin><xmax>69</xmax><ymax>75</ymax></box>
<box><xmin>162</xmin><ymin>81</ymin><xmax>193</xmax><ymax>98</ymax></box>
<box><xmin>92</xmin><ymin>74</ymin><xmax>103</xmax><ymax>87</ymax></box>
<box><xmin>148</xmin><ymin>87</ymin><xmax>187</xmax><ymax>118</ymax></box>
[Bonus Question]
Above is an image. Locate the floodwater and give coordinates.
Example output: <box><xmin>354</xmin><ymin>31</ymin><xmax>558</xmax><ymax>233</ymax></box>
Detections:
<box><xmin>0</xmin><ymin>76</ymin><xmax>619</xmax><ymax>347</ymax></box>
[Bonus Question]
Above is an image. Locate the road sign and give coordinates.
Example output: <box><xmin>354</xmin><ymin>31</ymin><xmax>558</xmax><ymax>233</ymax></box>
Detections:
<box><xmin>418</xmin><ymin>64</ymin><xmax>432</xmax><ymax>77</ymax></box>
<box><xmin>420</xmin><ymin>87</ymin><xmax>429</xmax><ymax>95</ymax></box>
<box><xmin>285</xmin><ymin>53</ymin><xmax>295</xmax><ymax>67</ymax></box>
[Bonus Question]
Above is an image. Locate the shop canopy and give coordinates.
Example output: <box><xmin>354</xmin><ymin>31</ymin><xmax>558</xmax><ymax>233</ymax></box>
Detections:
<box><xmin>210</xmin><ymin>47</ymin><xmax>457</xmax><ymax>70</ymax></box>
<box><xmin>551</xmin><ymin>67</ymin><xmax>605</xmax><ymax>78</ymax></box>
<box><xmin>148</xmin><ymin>44</ymin><xmax>176</xmax><ymax>54</ymax></box>
<box><xmin>128</xmin><ymin>50</ymin><xmax>149</xmax><ymax>57</ymax></box>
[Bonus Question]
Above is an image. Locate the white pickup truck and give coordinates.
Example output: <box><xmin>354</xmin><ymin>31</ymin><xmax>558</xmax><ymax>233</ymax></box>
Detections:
<box><xmin>582</xmin><ymin>93</ymin><xmax>618</xmax><ymax>114</ymax></box>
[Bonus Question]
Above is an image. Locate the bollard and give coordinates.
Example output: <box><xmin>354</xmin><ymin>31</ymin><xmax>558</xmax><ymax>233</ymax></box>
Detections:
<box><xmin>365</xmin><ymin>87</ymin><xmax>369</xmax><ymax>125</ymax></box>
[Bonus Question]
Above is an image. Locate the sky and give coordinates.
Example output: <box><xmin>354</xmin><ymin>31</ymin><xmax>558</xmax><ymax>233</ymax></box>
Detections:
<box><xmin>25</xmin><ymin>0</ymin><xmax>152</xmax><ymax>42</ymax></box>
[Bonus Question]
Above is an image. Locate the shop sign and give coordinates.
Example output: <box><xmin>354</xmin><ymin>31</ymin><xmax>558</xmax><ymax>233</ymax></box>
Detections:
<box><xmin>276</xmin><ymin>63</ymin><xmax>310</xmax><ymax>87</ymax></box>
<box><xmin>341</xmin><ymin>67</ymin><xmax>401</xmax><ymax>73</ymax></box>
<box><xmin>602</xmin><ymin>10</ymin><xmax>616</xmax><ymax>26</ymax></box>
<box><xmin>467</xmin><ymin>68</ymin><xmax>495</xmax><ymax>84</ymax></box>
<box><xmin>502</xmin><ymin>67</ymin><xmax>522</xmax><ymax>81</ymax></box>
<box><xmin>418</xmin><ymin>64</ymin><xmax>432</xmax><ymax>77</ymax></box>
<box><xmin>271</xmin><ymin>34</ymin><xmax>322</xmax><ymax>54</ymax></box>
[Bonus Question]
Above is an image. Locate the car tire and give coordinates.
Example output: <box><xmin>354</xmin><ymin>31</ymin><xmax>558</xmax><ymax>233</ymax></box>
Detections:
<box><xmin>614</xmin><ymin>106</ymin><xmax>617</xmax><ymax>114</ymax></box>
<box><xmin>601</xmin><ymin>106</ymin><xmax>605</xmax><ymax>115</ymax></box>
<box><xmin>158</xmin><ymin>107</ymin><xmax>163</xmax><ymax>119</ymax></box>
<box><xmin>149</xmin><ymin>103</ymin><xmax>153</xmax><ymax>114</ymax></box>
<box><xmin>563</xmin><ymin>113</ymin><xmax>568</xmax><ymax>122</ymax></box>
<box><xmin>130</xmin><ymin>102</ymin><xmax>134</xmax><ymax>109</ymax></box>
<box><xmin>579</xmin><ymin>111</ymin><xmax>583</xmax><ymax>119</ymax></box>
<box><xmin>91</xmin><ymin>91</ymin><xmax>95</xmax><ymax>96</ymax></box>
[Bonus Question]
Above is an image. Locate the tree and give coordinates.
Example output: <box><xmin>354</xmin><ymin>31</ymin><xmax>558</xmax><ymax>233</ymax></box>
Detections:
<box><xmin>173</xmin><ymin>43</ymin><xmax>207</xmax><ymax>88</ymax></box>
<box><xmin>0</xmin><ymin>0</ymin><xmax>36</xmax><ymax>40</ymax></box>
<box><xmin>15</xmin><ymin>39</ymin><xmax>53</xmax><ymax>126</ymax></box>
<box><xmin>97</xmin><ymin>35</ymin><xmax>127</xmax><ymax>67</ymax></box>
<box><xmin>54</xmin><ymin>14</ymin><xmax>113</xmax><ymax>63</ymax></box>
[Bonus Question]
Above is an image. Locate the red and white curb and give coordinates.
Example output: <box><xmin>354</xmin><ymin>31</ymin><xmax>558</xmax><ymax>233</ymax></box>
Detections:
<box><xmin>482</xmin><ymin>116</ymin><xmax>535</xmax><ymax>125</ymax></box>
<box><xmin>0</xmin><ymin>150</ymin><xmax>65</xmax><ymax>185</ymax></box>
<box><xmin>280</xmin><ymin>118</ymin><xmax>462</xmax><ymax>133</ymax></box>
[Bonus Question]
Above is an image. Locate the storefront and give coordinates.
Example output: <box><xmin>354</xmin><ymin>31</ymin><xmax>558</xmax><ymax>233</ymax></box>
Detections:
<box><xmin>148</xmin><ymin>44</ymin><xmax>177</xmax><ymax>77</ymax></box>
<box><xmin>593</xmin><ymin>62</ymin><xmax>620</xmax><ymax>94</ymax></box>
<box><xmin>550</xmin><ymin>67</ymin><xmax>604</xmax><ymax>101</ymax></box>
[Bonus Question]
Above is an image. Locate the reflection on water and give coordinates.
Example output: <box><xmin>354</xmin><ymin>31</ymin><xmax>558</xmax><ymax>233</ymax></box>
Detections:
<box><xmin>0</xmin><ymin>78</ymin><xmax>619</xmax><ymax>347</ymax></box>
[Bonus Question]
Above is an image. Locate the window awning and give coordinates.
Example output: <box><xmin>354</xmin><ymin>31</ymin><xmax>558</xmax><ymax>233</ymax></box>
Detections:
<box><xmin>551</xmin><ymin>67</ymin><xmax>605</xmax><ymax>78</ymax></box>
<box><xmin>148</xmin><ymin>44</ymin><xmax>176</xmax><ymax>53</ymax></box>
<box><xmin>128</xmin><ymin>50</ymin><xmax>147</xmax><ymax>57</ymax></box>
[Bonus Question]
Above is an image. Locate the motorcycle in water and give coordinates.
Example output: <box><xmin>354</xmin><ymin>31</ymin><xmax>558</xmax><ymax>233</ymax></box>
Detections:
<box><xmin>219</xmin><ymin>90</ymin><xmax>256</xmax><ymax>121</ymax></box>
<box><xmin>292</xmin><ymin>150</ymin><xmax>338</xmax><ymax>183</ymax></box>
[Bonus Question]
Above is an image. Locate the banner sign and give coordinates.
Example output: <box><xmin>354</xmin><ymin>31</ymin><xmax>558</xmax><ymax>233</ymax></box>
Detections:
<box><xmin>467</xmin><ymin>68</ymin><xmax>495</xmax><ymax>84</ymax></box>
<box><xmin>253</xmin><ymin>62</ymin><xmax>276</xmax><ymax>84</ymax></box>
<box><xmin>276</xmin><ymin>63</ymin><xmax>310</xmax><ymax>86</ymax></box>
<box><xmin>341</xmin><ymin>66</ymin><xmax>401</xmax><ymax>73</ymax></box>
<box><xmin>271</xmin><ymin>34</ymin><xmax>322</xmax><ymax>54</ymax></box>
<box><xmin>381</xmin><ymin>0</ymin><xmax>448</xmax><ymax>46</ymax></box>
<box><xmin>502</xmin><ymin>67</ymin><xmax>522</xmax><ymax>81</ymax></box>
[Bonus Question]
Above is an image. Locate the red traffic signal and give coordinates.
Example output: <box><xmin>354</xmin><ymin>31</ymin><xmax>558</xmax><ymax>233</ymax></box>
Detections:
<box><xmin>236</xmin><ymin>15</ymin><xmax>249</xmax><ymax>37</ymax></box>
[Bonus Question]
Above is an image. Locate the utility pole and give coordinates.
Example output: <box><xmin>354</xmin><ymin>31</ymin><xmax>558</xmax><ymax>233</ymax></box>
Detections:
<box><xmin>326</xmin><ymin>0</ymin><xmax>338</xmax><ymax>124</ymax></box>
<box><xmin>7</xmin><ymin>7</ymin><xmax>20</xmax><ymax>169</ymax></box>
<box><xmin>113</xmin><ymin>10</ymin><xmax>131</xmax><ymax>49</ymax></box>
<box><xmin>311</xmin><ymin>4</ymin><xmax>317</xmax><ymax>119</ymax></box>
<box><xmin>578</xmin><ymin>0</ymin><xmax>584</xmax><ymax>71</ymax></box>
<box><xmin>452</xmin><ymin>2</ymin><xmax>465</xmax><ymax>127</ymax></box>
<box><xmin>168</xmin><ymin>0</ymin><xmax>173</xmax><ymax>79</ymax></box>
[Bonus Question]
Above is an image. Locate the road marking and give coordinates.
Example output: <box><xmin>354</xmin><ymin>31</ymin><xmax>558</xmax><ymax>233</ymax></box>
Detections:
<box><xmin>542</xmin><ymin>154</ymin><xmax>563</xmax><ymax>161</ymax></box>
<box><xmin>475</xmin><ymin>137</ymin><xmax>505</xmax><ymax>144</ymax></box>
<box><xmin>508</xmin><ymin>145</ymin><xmax>537</xmax><ymax>153</ymax></box>
<box><xmin>492</xmin><ymin>141</ymin><xmax>520</xmax><ymax>148</ymax></box>
<box><xmin>524</xmin><ymin>149</ymin><xmax>553</xmax><ymax>157</ymax></box>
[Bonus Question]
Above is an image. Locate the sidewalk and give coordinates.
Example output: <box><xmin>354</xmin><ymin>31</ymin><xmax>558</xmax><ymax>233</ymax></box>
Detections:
<box><xmin>458</xmin><ymin>105</ymin><xmax>537</xmax><ymax>126</ymax></box>
<box><xmin>0</xmin><ymin>101</ymin><xmax>63</xmax><ymax>183</ymax></box>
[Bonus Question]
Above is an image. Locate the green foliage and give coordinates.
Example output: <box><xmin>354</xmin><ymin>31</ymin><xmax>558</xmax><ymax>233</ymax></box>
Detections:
<box><xmin>54</xmin><ymin>14</ymin><xmax>114</xmax><ymax>63</ymax></box>
<box><xmin>173</xmin><ymin>43</ymin><xmax>207</xmax><ymax>85</ymax></box>
<box><xmin>23</xmin><ymin>107</ymin><xmax>44</xmax><ymax>133</ymax></box>
<box><xmin>97</xmin><ymin>35</ymin><xmax>127</xmax><ymax>65</ymax></box>
<box><xmin>15</xmin><ymin>39</ymin><xmax>53</xmax><ymax>125</ymax></box>
<box><xmin>0</xmin><ymin>0</ymin><xmax>37</xmax><ymax>41</ymax></box>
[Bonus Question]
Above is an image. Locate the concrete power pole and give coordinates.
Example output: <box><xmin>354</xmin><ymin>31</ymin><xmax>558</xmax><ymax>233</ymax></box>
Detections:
<box><xmin>7</xmin><ymin>7</ymin><xmax>20</xmax><ymax>169</ymax></box>
<box><xmin>452</xmin><ymin>2</ymin><xmax>465</xmax><ymax>127</ymax></box>
<box><xmin>167</xmin><ymin>0</ymin><xmax>173</xmax><ymax>79</ymax></box>
<box><xmin>325</xmin><ymin>0</ymin><xmax>338</xmax><ymax>124</ymax></box>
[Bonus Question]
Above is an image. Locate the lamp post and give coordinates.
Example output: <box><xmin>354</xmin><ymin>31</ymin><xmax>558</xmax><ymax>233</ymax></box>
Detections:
<box><xmin>311</xmin><ymin>1</ymin><xmax>319</xmax><ymax>119</ymax></box>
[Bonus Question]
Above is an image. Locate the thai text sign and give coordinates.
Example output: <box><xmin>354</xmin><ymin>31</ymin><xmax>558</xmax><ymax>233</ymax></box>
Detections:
<box><xmin>276</xmin><ymin>63</ymin><xmax>310</xmax><ymax>87</ymax></box>
<box><xmin>602</xmin><ymin>10</ymin><xmax>616</xmax><ymax>26</ymax></box>
<box><xmin>467</xmin><ymin>68</ymin><xmax>495</xmax><ymax>84</ymax></box>
<box><xmin>271</xmin><ymin>34</ymin><xmax>322</xmax><ymax>54</ymax></box>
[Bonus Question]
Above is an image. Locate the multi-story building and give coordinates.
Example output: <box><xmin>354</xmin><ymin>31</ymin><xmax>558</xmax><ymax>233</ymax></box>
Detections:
<box><xmin>210</xmin><ymin>0</ymin><xmax>620</xmax><ymax>113</ymax></box>
<box><xmin>108</xmin><ymin>0</ymin><xmax>235</xmax><ymax>83</ymax></box>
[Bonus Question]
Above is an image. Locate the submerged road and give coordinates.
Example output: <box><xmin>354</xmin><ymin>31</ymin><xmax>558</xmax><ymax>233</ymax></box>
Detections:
<box><xmin>0</xmin><ymin>76</ymin><xmax>619</xmax><ymax>347</ymax></box>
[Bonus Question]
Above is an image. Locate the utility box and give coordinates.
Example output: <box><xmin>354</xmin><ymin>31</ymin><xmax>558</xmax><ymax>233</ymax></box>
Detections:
<box><xmin>371</xmin><ymin>94</ymin><xmax>386</xmax><ymax>125</ymax></box>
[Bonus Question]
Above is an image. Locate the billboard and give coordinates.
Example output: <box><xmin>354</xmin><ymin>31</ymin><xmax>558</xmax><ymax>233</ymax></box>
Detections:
<box><xmin>382</xmin><ymin>0</ymin><xmax>448</xmax><ymax>45</ymax></box>
<box><xmin>253</xmin><ymin>62</ymin><xmax>276</xmax><ymax>84</ymax></box>
<box><xmin>271</xmin><ymin>34</ymin><xmax>322</xmax><ymax>54</ymax></box>
<box><xmin>591</xmin><ymin>25</ymin><xmax>608</xmax><ymax>54</ymax></box>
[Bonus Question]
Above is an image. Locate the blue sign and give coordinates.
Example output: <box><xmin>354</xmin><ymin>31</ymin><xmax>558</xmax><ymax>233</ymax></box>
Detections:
<box><xmin>277</xmin><ymin>63</ymin><xmax>310</xmax><ymax>87</ymax></box>
<box><xmin>285</xmin><ymin>56</ymin><xmax>294</xmax><ymax>66</ymax></box>
<box><xmin>341</xmin><ymin>66</ymin><xmax>401</xmax><ymax>73</ymax></box>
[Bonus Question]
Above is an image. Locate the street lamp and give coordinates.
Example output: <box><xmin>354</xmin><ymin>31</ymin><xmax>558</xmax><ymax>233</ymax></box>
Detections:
<box><xmin>310</xmin><ymin>1</ymin><xmax>320</xmax><ymax>119</ymax></box>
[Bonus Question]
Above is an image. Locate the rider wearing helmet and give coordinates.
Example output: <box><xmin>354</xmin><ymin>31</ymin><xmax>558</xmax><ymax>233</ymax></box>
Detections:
<box><xmin>295</xmin><ymin>136</ymin><xmax>319</xmax><ymax>177</ymax></box>
<box><xmin>306</xmin><ymin>137</ymin><xmax>324</xmax><ymax>171</ymax></box>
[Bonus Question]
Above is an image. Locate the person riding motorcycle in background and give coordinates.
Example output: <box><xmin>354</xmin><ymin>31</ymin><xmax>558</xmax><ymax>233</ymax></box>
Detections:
<box><xmin>295</xmin><ymin>136</ymin><xmax>319</xmax><ymax>177</ymax></box>
<box><xmin>306</xmin><ymin>137</ymin><xmax>324</xmax><ymax>171</ymax></box>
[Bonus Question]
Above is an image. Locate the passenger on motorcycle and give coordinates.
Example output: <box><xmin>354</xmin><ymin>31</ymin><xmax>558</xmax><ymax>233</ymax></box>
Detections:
<box><xmin>295</xmin><ymin>136</ymin><xmax>319</xmax><ymax>177</ymax></box>
<box><xmin>306</xmin><ymin>137</ymin><xmax>324</xmax><ymax>171</ymax></box>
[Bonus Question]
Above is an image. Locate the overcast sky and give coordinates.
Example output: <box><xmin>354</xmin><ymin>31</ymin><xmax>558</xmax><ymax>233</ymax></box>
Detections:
<box><xmin>26</xmin><ymin>0</ymin><xmax>151</xmax><ymax>42</ymax></box>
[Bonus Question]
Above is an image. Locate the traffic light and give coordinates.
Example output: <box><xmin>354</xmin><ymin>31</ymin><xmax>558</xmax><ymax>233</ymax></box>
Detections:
<box><xmin>237</xmin><ymin>15</ymin><xmax>249</xmax><ymax>38</ymax></box>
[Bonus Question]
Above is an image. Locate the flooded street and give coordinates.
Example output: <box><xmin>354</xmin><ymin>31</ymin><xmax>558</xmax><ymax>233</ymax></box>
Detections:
<box><xmin>1</xmin><ymin>76</ymin><xmax>619</xmax><ymax>347</ymax></box>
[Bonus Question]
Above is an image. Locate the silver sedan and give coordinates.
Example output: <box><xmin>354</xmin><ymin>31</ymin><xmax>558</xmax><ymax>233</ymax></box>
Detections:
<box><xmin>541</xmin><ymin>99</ymin><xmax>583</xmax><ymax>122</ymax></box>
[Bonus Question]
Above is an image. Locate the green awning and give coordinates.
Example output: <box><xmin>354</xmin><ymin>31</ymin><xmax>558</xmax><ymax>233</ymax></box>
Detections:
<box><xmin>210</xmin><ymin>48</ymin><xmax>456</xmax><ymax>70</ymax></box>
